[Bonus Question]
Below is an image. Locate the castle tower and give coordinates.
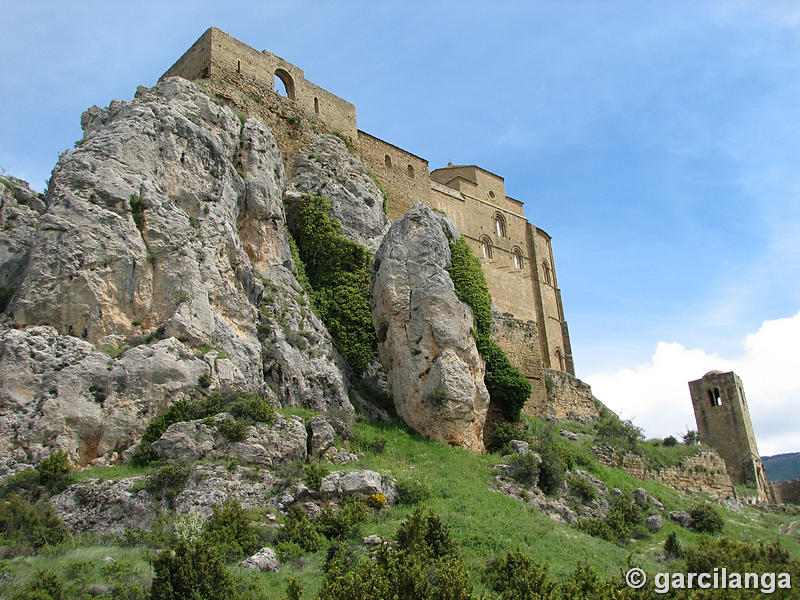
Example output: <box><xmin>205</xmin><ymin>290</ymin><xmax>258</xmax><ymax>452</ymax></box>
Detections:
<box><xmin>688</xmin><ymin>371</ymin><xmax>770</xmax><ymax>500</ymax></box>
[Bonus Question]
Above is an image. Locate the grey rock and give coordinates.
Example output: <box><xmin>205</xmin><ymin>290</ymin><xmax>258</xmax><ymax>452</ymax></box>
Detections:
<box><xmin>152</xmin><ymin>413</ymin><xmax>307</xmax><ymax>467</ymax></box>
<box><xmin>633</xmin><ymin>487</ymin><xmax>648</xmax><ymax>508</ymax></box>
<box><xmin>363</xmin><ymin>534</ymin><xmax>382</xmax><ymax>546</ymax></box>
<box><xmin>0</xmin><ymin>178</ymin><xmax>42</xmax><ymax>295</ymax></box>
<box><xmin>612</xmin><ymin>487</ymin><xmax>623</xmax><ymax>496</ymax></box>
<box><xmin>507</xmin><ymin>440</ymin><xmax>530</xmax><ymax>455</ymax></box>
<box><xmin>0</xmin><ymin>326</ymin><xmax>207</xmax><ymax>468</ymax></box>
<box><xmin>645</xmin><ymin>514</ymin><xmax>664</xmax><ymax>533</ymax></box>
<box><xmin>648</xmin><ymin>494</ymin><xmax>665</xmax><ymax>511</ymax></box>
<box><xmin>320</xmin><ymin>469</ymin><xmax>384</xmax><ymax>498</ymax></box>
<box><xmin>88</xmin><ymin>584</ymin><xmax>112</xmax><ymax>596</ymax></box>
<box><xmin>559</xmin><ymin>429</ymin><xmax>580</xmax><ymax>441</ymax></box>
<box><xmin>372</xmin><ymin>203</ymin><xmax>488</xmax><ymax>451</ymax></box>
<box><xmin>308</xmin><ymin>416</ymin><xmax>336</xmax><ymax>460</ymax></box>
<box><xmin>286</xmin><ymin>134</ymin><xmax>390</xmax><ymax>252</ymax></box>
<box><xmin>669</xmin><ymin>510</ymin><xmax>693</xmax><ymax>528</ymax></box>
<box><xmin>239</xmin><ymin>547</ymin><xmax>281</xmax><ymax>572</ymax></box>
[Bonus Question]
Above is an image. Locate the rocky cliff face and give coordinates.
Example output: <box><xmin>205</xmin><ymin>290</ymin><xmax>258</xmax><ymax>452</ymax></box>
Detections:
<box><xmin>0</xmin><ymin>78</ymin><xmax>356</xmax><ymax>469</ymax></box>
<box><xmin>371</xmin><ymin>203</ymin><xmax>489</xmax><ymax>451</ymax></box>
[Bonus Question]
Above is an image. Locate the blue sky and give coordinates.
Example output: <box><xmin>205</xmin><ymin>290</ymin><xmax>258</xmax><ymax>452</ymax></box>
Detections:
<box><xmin>2</xmin><ymin>2</ymin><xmax>799</xmax><ymax>454</ymax></box>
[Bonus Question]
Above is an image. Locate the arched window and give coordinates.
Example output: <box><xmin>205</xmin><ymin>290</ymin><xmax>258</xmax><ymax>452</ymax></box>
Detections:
<box><xmin>384</xmin><ymin>154</ymin><xmax>392</xmax><ymax>169</ymax></box>
<box><xmin>542</xmin><ymin>260</ymin><xmax>551</xmax><ymax>285</ymax></box>
<box><xmin>407</xmin><ymin>164</ymin><xmax>415</xmax><ymax>178</ymax></box>
<box><xmin>512</xmin><ymin>248</ymin><xmax>523</xmax><ymax>269</ymax></box>
<box><xmin>554</xmin><ymin>348</ymin><xmax>565</xmax><ymax>371</ymax></box>
<box><xmin>274</xmin><ymin>69</ymin><xmax>295</xmax><ymax>100</ymax></box>
<box><xmin>494</xmin><ymin>213</ymin><xmax>506</xmax><ymax>237</ymax></box>
<box><xmin>314</xmin><ymin>97</ymin><xmax>320</xmax><ymax>114</ymax></box>
<box><xmin>480</xmin><ymin>236</ymin><xmax>493</xmax><ymax>259</ymax></box>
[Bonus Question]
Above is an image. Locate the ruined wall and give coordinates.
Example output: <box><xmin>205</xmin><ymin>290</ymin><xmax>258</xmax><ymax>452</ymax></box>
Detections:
<box><xmin>689</xmin><ymin>371</ymin><xmax>769</xmax><ymax>499</ymax></box>
<box><xmin>595</xmin><ymin>445</ymin><xmax>735</xmax><ymax>498</ymax></box>
<box><xmin>541</xmin><ymin>368</ymin><xmax>601</xmax><ymax>420</ymax></box>
<box><xmin>356</xmin><ymin>131</ymin><xmax>431</xmax><ymax>220</ymax></box>
<box><xmin>163</xmin><ymin>27</ymin><xmax>357</xmax><ymax>144</ymax></box>
<box><xmin>491</xmin><ymin>315</ymin><xmax>548</xmax><ymax>417</ymax></box>
<box><xmin>770</xmin><ymin>478</ymin><xmax>800</xmax><ymax>506</ymax></box>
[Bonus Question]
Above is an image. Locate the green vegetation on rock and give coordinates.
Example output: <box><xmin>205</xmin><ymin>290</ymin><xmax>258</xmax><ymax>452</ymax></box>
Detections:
<box><xmin>447</xmin><ymin>236</ymin><xmax>531</xmax><ymax>421</ymax></box>
<box><xmin>291</xmin><ymin>194</ymin><xmax>377</xmax><ymax>376</ymax></box>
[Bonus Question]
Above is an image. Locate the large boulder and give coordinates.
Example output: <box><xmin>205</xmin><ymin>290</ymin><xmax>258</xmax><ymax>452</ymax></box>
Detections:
<box><xmin>371</xmin><ymin>203</ymin><xmax>489</xmax><ymax>451</ymax></box>
<box><xmin>285</xmin><ymin>134</ymin><xmax>390</xmax><ymax>252</ymax></box>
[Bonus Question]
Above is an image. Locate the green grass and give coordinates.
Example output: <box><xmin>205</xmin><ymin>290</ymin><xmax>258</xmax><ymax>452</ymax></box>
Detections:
<box><xmin>637</xmin><ymin>438</ymin><xmax>705</xmax><ymax>468</ymax></box>
<box><xmin>74</xmin><ymin>463</ymin><xmax>154</xmax><ymax>482</ymax></box>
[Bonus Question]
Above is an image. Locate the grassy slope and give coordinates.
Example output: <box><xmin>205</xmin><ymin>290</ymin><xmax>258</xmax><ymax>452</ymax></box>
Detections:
<box><xmin>4</xmin><ymin>413</ymin><xmax>798</xmax><ymax>598</ymax></box>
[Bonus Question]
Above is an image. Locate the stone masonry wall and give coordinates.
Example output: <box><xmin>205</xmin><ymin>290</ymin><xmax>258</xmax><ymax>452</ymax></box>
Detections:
<box><xmin>770</xmin><ymin>478</ymin><xmax>800</xmax><ymax>506</ymax></box>
<box><xmin>595</xmin><ymin>445</ymin><xmax>735</xmax><ymax>498</ymax></box>
<box><xmin>491</xmin><ymin>314</ymin><xmax>548</xmax><ymax>417</ymax></box>
<box><xmin>542</xmin><ymin>368</ymin><xmax>601</xmax><ymax>420</ymax></box>
<box><xmin>356</xmin><ymin>131</ymin><xmax>432</xmax><ymax>220</ymax></box>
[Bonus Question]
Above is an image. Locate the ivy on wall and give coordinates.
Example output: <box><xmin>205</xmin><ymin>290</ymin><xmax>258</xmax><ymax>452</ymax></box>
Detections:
<box><xmin>448</xmin><ymin>236</ymin><xmax>531</xmax><ymax>421</ymax></box>
<box><xmin>291</xmin><ymin>195</ymin><xmax>377</xmax><ymax>376</ymax></box>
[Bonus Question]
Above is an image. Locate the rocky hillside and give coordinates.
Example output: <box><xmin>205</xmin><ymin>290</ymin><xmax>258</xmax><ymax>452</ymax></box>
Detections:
<box><xmin>0</xmin><ymin>77</ymin><xmax>497</xmax><ymax>475</ymax></box>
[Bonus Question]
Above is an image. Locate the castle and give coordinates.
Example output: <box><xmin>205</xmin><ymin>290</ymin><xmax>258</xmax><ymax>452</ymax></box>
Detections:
<box><xmin>163</xmin><ymin>28</ymin><xmax>585</xmax><ymax>419</ymax></box>
<box><xmin>689</xmin><ymin>371</ymin><xmax>800</xmax><ymax>505</ymax></box>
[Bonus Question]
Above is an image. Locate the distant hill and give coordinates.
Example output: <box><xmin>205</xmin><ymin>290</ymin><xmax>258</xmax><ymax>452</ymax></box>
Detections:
<box><xmin>762</xmin><ymin>452</ymin><xmax>800</xmax><ymax>482</ymax></box>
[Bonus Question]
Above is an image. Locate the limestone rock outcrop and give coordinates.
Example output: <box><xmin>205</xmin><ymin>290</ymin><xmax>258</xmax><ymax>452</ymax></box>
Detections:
<box><xmin>0</xmin><ymin>78</ymin><xmax>356</xmax><ymax>466</ymax></box>
<box><xmin>371</xmin><ymin>202</ymin><xmax>489</xmax><ymax>451</ymax></box>
<box><xmin>285</xmin><ymin>134</ymin><xmax>390</xmax><ymax>252</ymax></box>
<box><xmin>151</xmin><ymin>413</ymin><xmax>308</xmax><ymax>467</ymax></box>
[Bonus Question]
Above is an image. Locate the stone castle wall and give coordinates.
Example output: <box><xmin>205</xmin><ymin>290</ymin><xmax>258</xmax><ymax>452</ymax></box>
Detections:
<box><xmin>541</xmin><ymin>368</ymin><xmax>601</xmax><ymax>420</ymax></box>
<box><xmin>770</xmin><ymin>478</ymin><xmax>800</xmax><ymax>506</ymax></box>
<box><xmin>162</xmin><ymin>27</ymin><xmax>577</xmax><ymax>420</ymax></box>
<box><xmin>595</xmin><ymin>445</ymin><xmax>735</xmax><ymax>498</ymax></box>
<box><xmin>491</xmin><ymin>315</ymin><xmax>548</xmax><ymax>415</ymax></box>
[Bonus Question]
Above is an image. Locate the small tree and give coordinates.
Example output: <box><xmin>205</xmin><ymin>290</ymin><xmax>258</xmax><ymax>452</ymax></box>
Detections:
<box><xmin>689</xmin><ymin>502</ymin><xmax>724</xmax><ymax>534</ymax></box>
<box><xmin>683</xmin><ymin>430</ymin><xmax>699</xmax><ymax>445</ymax></box>
<box><xmin>150</xmin><ymin>540</ymin><xmax>234</xmax><ymax>600</ymax></box>
<box><xmin>664</xmin><ymin>532</ymin><xmax>683</xmax><ymax>559</ymax></box>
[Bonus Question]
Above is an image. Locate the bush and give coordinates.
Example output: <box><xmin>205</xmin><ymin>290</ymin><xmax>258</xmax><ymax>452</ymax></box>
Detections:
<box><xmin>131</xmin><ymin>399</ymin><xmax>192</xmax><ymax>465</ymax></box>
<box><xmin>291</xmin><ymin>195</ymin><xmax>376</xmax><ymax>376</ymax></box>
<box><xmin>395</xmin><ymin>478</ymin><xmax>431</xmax><ymax>505</ymax></box>
<box><xmin>689</xmin><ymin>501</ymin><xmax>724</xmax><ymax>534</ymax></box>
<box><xmin>217</xmin><ymin>418</ymin><xmax>247</xmax><ymax>442</ymax></box>
<box><xmin>228</xmin><ymin>393</ymin><xmax>276</xmax><ymax>425</ymax></box>
<box><xmin>536</xmin><ymin>444</ymin><xmax>565</xmax><ymax>496</ymax></box>
<box><xmin>664</xmin><ymin>531</ymin><xmax>682</xmax><ymax>559</ymax></box>
<box><xmin>368</xmin><ymin>493</ymin><xmax>387</xmax><ymax>508</ymax></box>
<box><xmin>11</xmin><ymin>569</ymin><xmax>65</xmax><ymax>600</ymax></box>
<box><xmin>150</xmin><ymin>540</ymin><xmax>234</xmax><ymax>600</ymax></box>
<box><xmin>595</xmin><ymin>410</ymin><xmax>643</xmax><ymax>452</ymax></box>
<box><xmin>448</xmin><ymin>237</ymin><xmax>531</xmax><ymax>421</ymax></box>
<box><xmin>138</xmin><ymin>464</ymin><xmax>190</xmax><ymax>504</ymax></box>
<box><xmin>277</xmin><ymin>507</ymin><xmax>324</xmax><ymax>553</ymax></box>
<box><xmin>577</xmin><ymin>492</ymin><xmax>645</xmax><ymax>546</ymax></box>
<box><xmin>483</xmin><ymin>550</ymin><xmax>555</xmax><ymax>600</ymax></box>
<box><xmin>129</xmin><ymin>194</ymin><xmax>147</xmax><ymax>231</ymax></box>
<box><xmin>683</xmin><ymin>430</ymin><xmax>699</xmax><ymax>445</ymax></box>
<box><xmin>360</xmin><ymin>435</ymin><xmax>387</xmax><ymax>454</ymax></box>
<box><xmin>0</xmin><ymin>469</ymin><xmax>44</xmax><ymax>501</ymax></box>
<box><xmin>200</xmin><ymin>498</ymin><xmax>260</xmax><ymax>562</ymax></box>
<box><xmin>567</xmin><ymin>473</ymin><xmax>597</xmax><ymax>502</ymax></box>
<box><xmin>509</xmin><ymin>452</ymin><xmax>540</xmax><ymax>486</ymax></box>
<box><xmin>37</xmin><ymin>451</ymin><xmax>73</xmax><ymax>495</ymax></box>
<box><xmin>0</xmin><ymin>494</ymin><xmax>69</xmax><ymax>551</ymax></box>
<box><xmin>303</xmin><ymin>462</ymin><xmax>330</xmax><ymax>489</ymax></box>
<box><xmin>316</xmin><ymin>497</ymin><xmax>369</xmax><ymax>540</ymax></box>
<box><xmin>486</xmin><ymin>422</ymin><xmax>528</xmax><ymax>454</ymax></box>
<box><xmin>663</xmin><ymin>435</ymin><xmax>678</xmax><ymax>447</ymax></box>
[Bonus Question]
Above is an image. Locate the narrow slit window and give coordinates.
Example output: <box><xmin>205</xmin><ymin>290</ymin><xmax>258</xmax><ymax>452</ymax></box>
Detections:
<box><xmin>314</xmin><ymin>97</ymin><xmax>320</xmax><ymax>114</ymax></box>
<box><xmin>385</xmin><ymin>154</ymin><xmax>392</xmax><ymax>169</ymax></box>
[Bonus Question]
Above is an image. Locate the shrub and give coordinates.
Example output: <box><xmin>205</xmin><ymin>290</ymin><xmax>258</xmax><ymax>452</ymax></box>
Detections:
<box><xmin>150</xmin><ymin>540</ymin><xmax>235</xmax><ymax>600</ymax></box>
<box><xmin>577</xmin><ymin>492</ymin><xmax>645</xmax><ymax>546</ymax></box>
<box><xmin>198</xmin><ymin>372</ymin><xmax>212</xmax><ymax>388</ymax></box>
<box><xmin>291</xmin><ymin>195</ymin><xmax>376</xmax><ymax>376</ymax></box>
<box><xmin>567</xmin><ymin>473</ymin><xmax>597</xmax><ymax>502</ymax></box>
<box><xmin>664</xmin><ymin>531</ymin><xmax>682</xmax><ymax>559</ymax></box>
<box><xmin>368</xmin><ymin>493</ymin><xmax>387</xmax><ymax>509</ymax></box>
<box><xmin>448</xmin><ymin>236</ymin><xmax>530</xmax><ymax>421</ymax></box>
<box><xmin>200</xmin><ymin>499</ymin><xmax>260</xmax><ymax>562</ymax></box>
<box><xmin>277</xmin><ymin>507</ymin><xmax>324</xmax><ymax>553</ymax></box>
<box><xmin>129</xmin><ymin>194</ymin><xmax>147</xmax><ymax>231</ymax></box>
<box><xmin>316</xmin><ymin>497</ymin><xmax>369</xmax><ymax>540</ymax></box>
<box><xmin>689</xmin><ymin>501</ymin><xmax>724</xmax><ymax>534</ymax></box>
<box><xmin>395</xmin><ymin>478</ymin><xmax>431</xmax><ymax>505</ymax></box>
<box><xmin>37</xmin><ymin>451</ymin><xmax>73</xmax><ymax>495</ymax></box>
<box><xmin>138</xmin><ymin>464</ymin><xmax>190</xmax><ymax>504</ymax></box>
<box><xmin>303</xmin><ymin>462</ymin><xmax>329</xmax><ymax>489</ymax></box>
<box><xmin>12</xmin><ymin>569</ymin><xmax>65</xmax><ymax>600</ymax></box>
<box><xmin>595</xmin><ymin>410</ymin><xmax>643</xmax><ymax>452</ymax></box>
<box><xmin>483</xmin><ymin>550</ymin><xmax>555</xmax><ymax>600</ymax></box>
<box><xmin>360</xmin><ymin>435</ymin><xmax>387</xmax><ymax>454</ymax></box>
<box><xmin>509</xmin><ymin>452</ymin><xmax>540</xmax><ymax>486</ymax></box>
<box><xmin>0</xmin><ymin>494</ymin><xmax>69</xmax><ymax>551</ymax></box>
<box><xmin>218</xmin><ymin>418</ymin><xmax>247</xmax><ymax>442</ymax></box>
<box><xmin>131</xmin><ymin>399</ymin><xmax>192</xmax><ymax>465</ymax></box>
<box><xmin>324</xmin><ymin>540</ymin><xmax>359</xmax><ymax>574</ymax></box>
<box><xmin>486</xmin><ymin>422</ymin><xmax>528</xmax><ymax>454</ymax></box>
<box><xmin>663</xmin><ymin>435</ymin><xmax>678</xmax><ymax>446</ymax></box>
<box><xmin>228</xmin><ymin>392</ymin><xmax>276</xmax><ymax>425</ymax></box>
<box><xmin>683</xmin><ymin>430</ymin><xmax>699</xmax><ymax>445</ymax></box>
<box><xmin>536</xmin><ymin>444</ymin><xmax>565</xmax><ymax>496</ymax></box>
<box><xmin>0</xmin><ymin>469</ymin><xmax>43</xmax><ymax>501</ymax></box>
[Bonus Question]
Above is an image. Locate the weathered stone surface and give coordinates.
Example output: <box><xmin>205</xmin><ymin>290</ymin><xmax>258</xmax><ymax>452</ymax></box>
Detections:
<box><xmin>633</xmin><ymin>487</ymin><xmax>648</xmax><ymax>508</ymax></box>
<box><xmin>543</xmin><ymin>369</ymin><xmax>602</xmax><ymax>421</ymax></box>
<box><xmin>645</xmin><ymin>514</ymin><xmax>664</xmax><ymax>533</ymax></box>
<box><xmin>669</xmin><ymin>510</ymin><xmax>693</xmax><ymax>528</ymax></box>
<box><xmin>308</xmin><ymin>416</ymin><xmax>336</xmax><ymax>460</ymax></box>
<box><xmin>319</xmin><ymin>469</ymin><xmax>394</xmax><ymax>502</ymax></box>
<box><xmin>286</xmin><ymin>134</ymin><xmax>390</xmax><ymax>252</ymax></box>
<box><xmin>507</xmin><ymin>440</ymin><xmax>530</xmax><ymax>456</ymax></box>
<box><xmin>0</xmin><ymin>326</ymin><xmax>207</xmax><ymax>467</ymax></box>
<box><xmin>0</xmin><ymin>177</ymin><xmax>44</xmax><ymax>296</ymax></box>
<box><xmin>151</xmin><ymin>413</ymin><xmax>307</xmax><ymax>467</ymax></box>
<box><xmin>560</xmin><ymin>429</ymin><xmax>580</xmax><ymax>441</ymax></box>
<box><xmin>371</xmin><ymin>202</ymin><xmax>489</xmax><ymax>451</ymax></box>
<box><xmin>239</xmin><ymin>547</ymin><xmax>281</xmax><ymax>572</ymax></box>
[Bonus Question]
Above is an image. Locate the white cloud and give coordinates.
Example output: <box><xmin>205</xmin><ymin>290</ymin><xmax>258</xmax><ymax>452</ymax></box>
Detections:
<box><xmin>585</xmin><ymin>311</ymin><xmax>800</xmax><ymax>456</ymax></box>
